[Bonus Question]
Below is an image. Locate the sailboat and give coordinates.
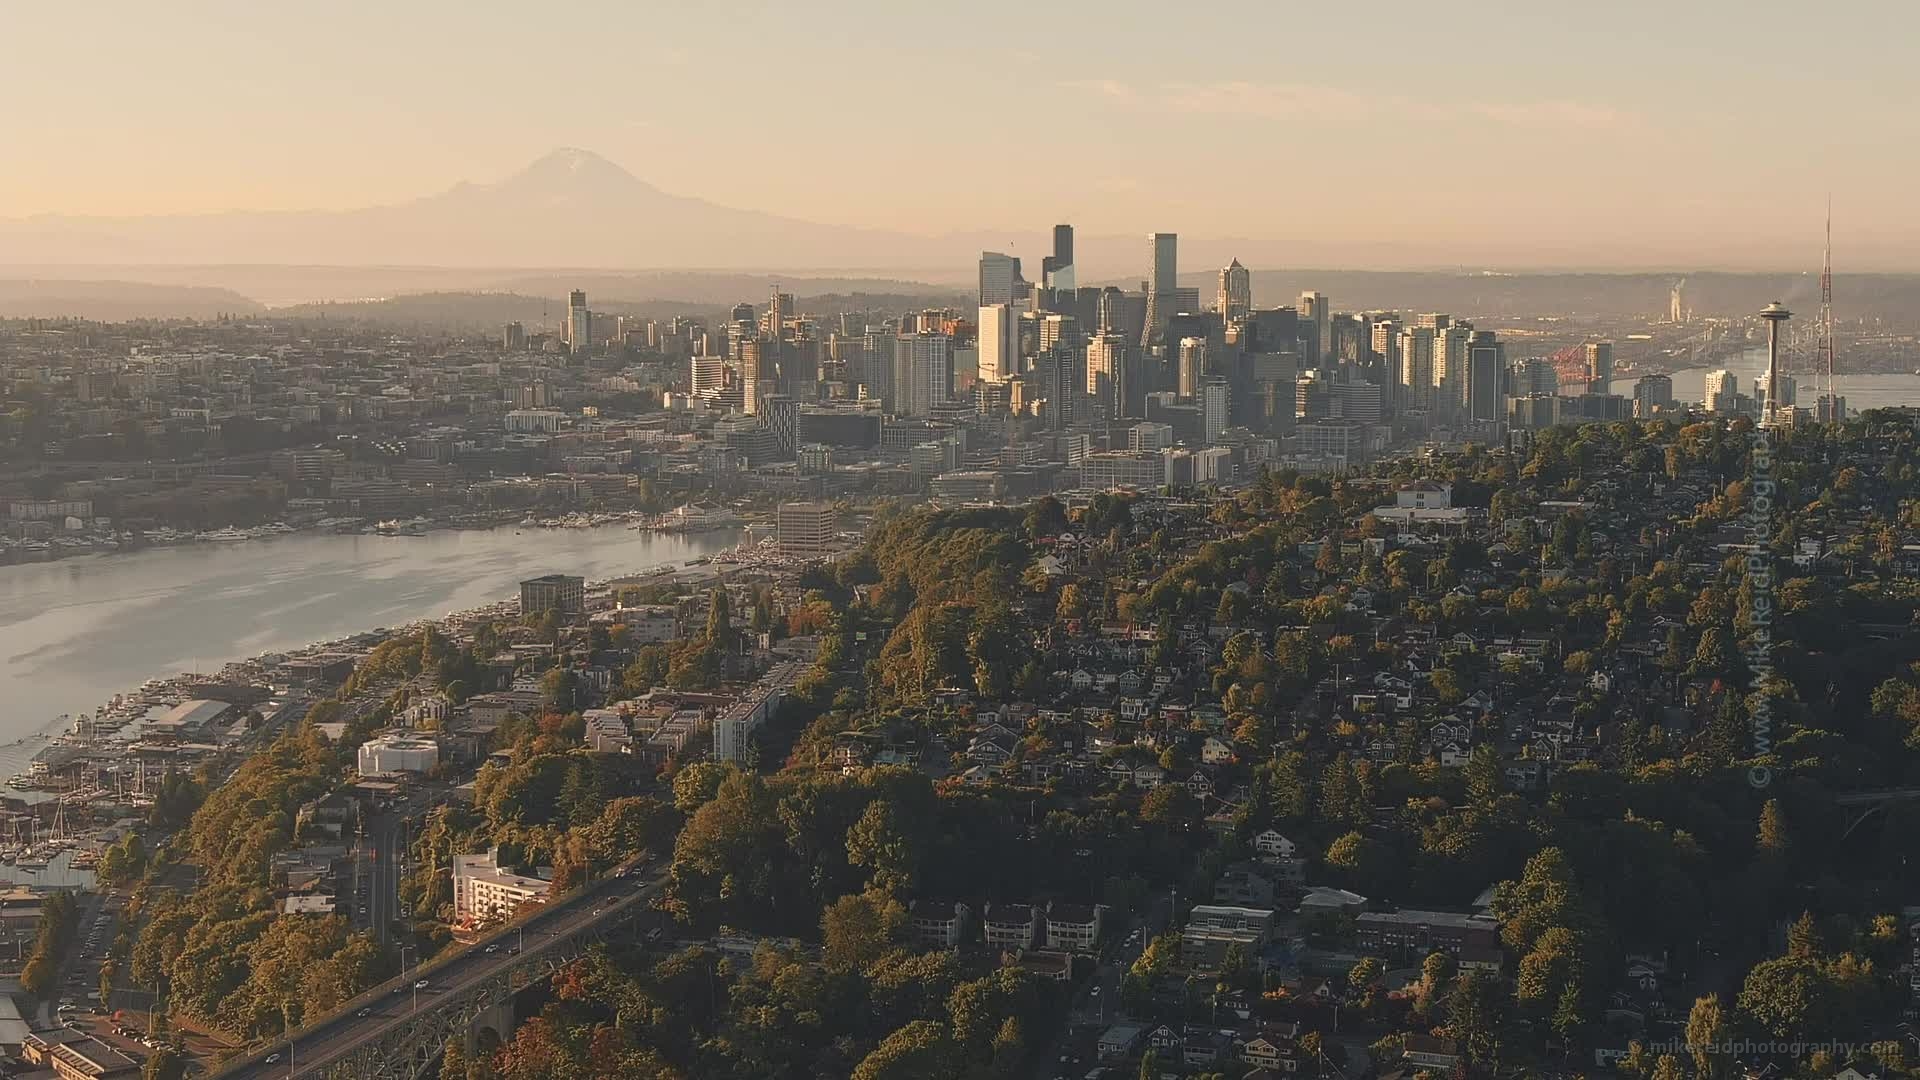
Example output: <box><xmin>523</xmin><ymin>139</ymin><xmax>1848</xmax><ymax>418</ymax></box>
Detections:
<box><xmin>16</xmin><ymin>822</ymin><xmax>47</xmax><ymax>871</ymax></box>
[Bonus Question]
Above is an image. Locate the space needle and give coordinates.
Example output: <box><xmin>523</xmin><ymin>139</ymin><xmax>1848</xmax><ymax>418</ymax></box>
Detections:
<box><xmin>1759</xmin><ymin>301</ymin><xmax>1792</xmax><ymax>428</ymax></box>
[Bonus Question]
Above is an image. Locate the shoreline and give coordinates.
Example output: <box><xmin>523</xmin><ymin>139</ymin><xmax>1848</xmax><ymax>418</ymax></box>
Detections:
<box><xmin>0</xmin><ymin>507</ymin><xmax>756</xmax><ymax>571</ymax></box>
<box><xmin>3</xmin><ymin>527</ymin><xmax>775</xmax><ymax>802</ymax></box>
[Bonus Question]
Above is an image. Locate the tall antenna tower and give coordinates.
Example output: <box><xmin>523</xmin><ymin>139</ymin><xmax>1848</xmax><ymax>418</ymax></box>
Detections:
<box><xmin>1820</xmin><ymin>198</ymin><xmax>1834</xmax><ymax>399</ymax></box>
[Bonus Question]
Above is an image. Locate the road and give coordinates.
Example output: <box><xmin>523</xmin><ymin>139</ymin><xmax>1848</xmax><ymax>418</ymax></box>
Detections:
<box><xmin>351</xmin><ymin>813</ymin><xmax>404</xmax><ymax>947</ymax></box>
<box><xmin>218</xmin><ymin>866</ymin><xmax>663</xmax><ymax>1080</ymax></box>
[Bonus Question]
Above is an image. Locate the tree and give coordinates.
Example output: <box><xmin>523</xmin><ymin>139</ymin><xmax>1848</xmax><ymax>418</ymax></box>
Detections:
<box><xmin>1691</xmin><ymin>625</ymin><xmax>1733</xmax><ymax>675</ymax></box>
<box><xmin>1140</xmin><ymin>785</ymin><xmax>1196</xmax><ymax>827</ymax></box>
<box><xmin>852</xmin><ymin>1020</ymin><xmax>958</xmax><ymax>1080</ymax></box>
<box><xmin>20</xmin><ymin>954</ymin><xmax>51</xmax><ymax>999</ymax></box>
<box><xmin>1348</xmin><ymin>957</ymin><xmax>1383</xmax><ymax>1007</ymax></box>
<box><xmin>1686</xmin><ymin>993</ymin><xmax>1731</xmax><ymax>1080</ymax></box>
<box><xmin>1138</xmin><ymin>1049</ymin><xmax>1161</xmax><ymax>1080</ymax></box>
<box><xmin>672</xmin><ymin>762</ymin><xmax>729</xmax><ymax>813</ymax></box>
<box><xmin>1785</xmin><ymin>911</ymin><xmax>1822</xmax><ymax>960</ymax></box>
<box><xmin>1736</xmin><ymin>956</ymin><xmax>1823</xmax><ymax>1040</ymax></box>
<box><xmin>821</xmin><ymin>889</ymin><xmax>907</xmax><ymax>973</ymax></box>
<box><xmin>142</xmin><ymin>1048</ymin><xmax>187</xmax><ymax>1080</ymax></box>
<box><xmin>1756</xmin><ymin>798</ymin><xmax>1789</xmax><ymax>859</ymax></box>
<box><xmin>847</xmin><ymin>800</ymin><xmax>922</xmax><ymax>895</ymax></box>
<box><xmin>705</xmin><ymin>587</ymin><xmax>732</xmax><ymax>645</ymax></box>
<box><xmin>1056</xmin><ymin>583</ymin><xmax>1088</xmax><ymax>624</ymax></box>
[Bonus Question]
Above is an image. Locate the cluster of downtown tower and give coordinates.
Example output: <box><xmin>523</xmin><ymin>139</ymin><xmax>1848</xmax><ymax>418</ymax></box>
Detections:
<box><xmin>617</xmin><ymin>226</ymin><xmax>1655</xmax><ymax>487</ymax></box>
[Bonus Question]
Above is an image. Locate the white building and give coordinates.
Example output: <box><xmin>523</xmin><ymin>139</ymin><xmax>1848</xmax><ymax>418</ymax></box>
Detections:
<box><xmin>978</xmin><ymin>304</ymin><xmax>1018</xmax><ymax>383</ymax></box>
<box><xmin>714</xmin><ymin>662</ymin><xmax>805</xmax><ymax>763</ymax></box>
<box><xmin>504</xmin><ymin>409</ymin><xmax>565</xmax><ymax>434</ymax></box>
<box><xmin>357</xmin><ymin>735</ymin><xmax>439</xmax><ymax>776</ymax></box>
<box><xmin>453</xmin><ymin>849</ymin><xmax>552</xmax><ymax>925</ymax></box>
<box><xmin>581</xmin><ymin>710</ymin><xmax>632</xmax><ymax>753</ymax></box>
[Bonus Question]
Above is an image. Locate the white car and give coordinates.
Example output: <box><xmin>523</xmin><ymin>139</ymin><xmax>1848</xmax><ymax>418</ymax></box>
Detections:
<box><xmin>413</xmin><ymin>979</ymin><xmax>429</xmax><ymax>990</ymax></box>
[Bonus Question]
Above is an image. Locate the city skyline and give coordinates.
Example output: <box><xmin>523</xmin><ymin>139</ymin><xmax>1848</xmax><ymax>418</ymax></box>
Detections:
<box><xmin>6</xmin><ymin>1</ymin><xmax>1919</xmax><ymax>269</ymax></box>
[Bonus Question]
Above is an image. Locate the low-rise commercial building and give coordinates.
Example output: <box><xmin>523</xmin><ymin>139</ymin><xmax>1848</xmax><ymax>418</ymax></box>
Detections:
<box><xmin>357</xmin><ymin>734</ymin><xmax>440</xmax><ymax>776</ymax></box>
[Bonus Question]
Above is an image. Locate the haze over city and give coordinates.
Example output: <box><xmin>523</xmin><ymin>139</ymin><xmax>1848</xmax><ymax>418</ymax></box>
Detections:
<box><xmin>8</xmin><ymin>6</ymin><xmax>1920</xmax><ymax>1080</ymax></box>
<box><xmin>6</xmin><ymin>0</ymin><xmax>1918</xmax><ymax>269</ymax></box>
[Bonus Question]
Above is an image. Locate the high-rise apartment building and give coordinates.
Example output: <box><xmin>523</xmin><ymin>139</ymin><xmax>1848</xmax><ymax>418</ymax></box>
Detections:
<box><xmin>1633</xmin><ymin>374</ymin><xmax>1674</xmax><ymax>417</ymax></box>
<box><xmin>1433</xmin><ymin>324</ymin><xmax>1474</xmax><ymax>416</ymax></box>
<box><xmin>1217</xmin><ymin>259</ymin><xmax>1252</xmax><ymax>321</ymax></box>
<box><xmin>1201</xmin><ymin>376</ymin><xmax>1230</xmax><ymax>446</ymax></box>
<box><xmin>1141</xmin><ymin>233</ymin><xmax>1178</xmax><ymax>347</ymax></box>
<box><xmin>690</xmin><ymin>352</ymin><xmax>727</xmax><ymax>398</ymax></box>
<box><xmin>892</xmin><ymin>333</ymin><xmax>954</xmax><ymax>417</ymax></box>
<box><xmin>1398</xmin><ymin>326</ymin><xmax>1436</xmax><ymax>412</ymax></box>
<box><xmin>1371</xmin><ymin>318</ymin><xmax>1401</xmax><ymax>410</ymax></box>
<box><xmin>1704</xmin><ymin>369</ymin><xmax>1739</xmax><ymax>413</ymax></box>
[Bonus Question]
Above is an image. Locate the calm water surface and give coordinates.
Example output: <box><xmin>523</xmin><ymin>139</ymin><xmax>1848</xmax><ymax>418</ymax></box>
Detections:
<box><xmin>0</xmin><ymin>525</ymin><xmax>741</xmax><ymax>777</ymax></box>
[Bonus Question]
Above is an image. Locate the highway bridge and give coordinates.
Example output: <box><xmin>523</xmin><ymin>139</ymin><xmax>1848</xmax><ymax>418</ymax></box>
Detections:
<box><xmin>216</xmin><ymin>867</ymin><xmax>663</xmax><ymax>1080</ymax></box>
<box><xmin>1834</xmin><ymin>787</ymin><xmax>1920</xmax><ymax>839</ymax></box>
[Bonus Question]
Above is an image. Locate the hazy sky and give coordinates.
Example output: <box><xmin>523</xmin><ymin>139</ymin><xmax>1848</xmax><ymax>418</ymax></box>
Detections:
<box><xmin>5</xmin><ymin>0</ymin><xmax>1918</xmax><ymax>268</ymax></box>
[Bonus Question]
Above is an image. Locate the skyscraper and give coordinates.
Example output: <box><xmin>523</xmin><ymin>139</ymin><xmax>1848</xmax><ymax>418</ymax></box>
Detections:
<box><xmin>979</xmin><ymin>253</ymin><xmax>1021</xmax><ymax>307</ymax></box>
<box><xmin>1433</xmin><ymin>324</ymin><xmax>1473</xmax><ymax>416</ymax></box>
<box><xmin>1040</xmin><ymin>313</ymin><xmax>1081</xmax><ymax>355</ymax></box>
<box><xmin>765</xmin><ymin>290</ymin><xmax>792</xmax><ymax>339</ymax></box>
<box><xmin>1584</xmin><ymin>341</ymin><xmax>1614</xmax><ymax>393</ymax></box>
<box><xmin>1397</xmin><ymin>326</ymin><xmax>1435</xmax><ymax>413</ymax></box>
<box><xmin>893</xmin><ymin>332</ymin><xmax>954</xmax><ymax>417</ymax></box>
<box><xmin>1043</xmin><ymin>225</ymin><xmax>1075</xmax><ymax>291</ymax></box>
<box><xmin>738</xmin><ymin>339</ymin><xmax>765</xmax><ymax>414</ymax></box>
<box><xmin>1298</xmin><ymin>292</ymin><xmax>1331</xmax><ymax>369</ymax></box>
<box><xmin>1178</xmin><ymin>337</ymin><xmax>1207</xmax><ymax>398</ymax></box>
<box><xmin>1704</xmin><ymin>369</ymin><xmax>1739</xmax><ymax>413</ymax></box>
<box><xmin>566</xmin><ymin>290</ymin><xmax>590</xmax><ymax>358</ymax></box>
<box><xmin>1513</xmin><ymin>357</ymin><xmax>1560</xmax><ymax>398</ymax></box>
<box><xmin>1370</xmin><ymin>318</ymin><xmax>1401</xmax><ymax>411</ymax></box>
<box><xmin>1141</xmin><ymin>233</ymin><xmax>1178</xmax><ymax>347</ymax></box>
<box><xmin>1217</xmin><ymin>259</ymin><xmax>1252</xmax><ymax>321</ymax></box>
<box><xmin>978</xmin><ymin>304</ymin><xmax>1019</xmax><ymax>383</ymax></box>
<box><xmin>1086</xmin><ymin>333</ymin><xmax>1142</xmax><ymax>420</ymax></box>
<box><xmin>1465</xmin><ymin>330</ymin><xmax>1505</xmax><ymax>425</ymax></box>
<box><xmin>1201</xmin><ymin>376</ymin><xmax>1230</xmax><ymax>446</ymax></box>
<box><xmin>1633</xmin><ymin>374</ymin><xmax>1674</xmax><ymax>416</ymax></box>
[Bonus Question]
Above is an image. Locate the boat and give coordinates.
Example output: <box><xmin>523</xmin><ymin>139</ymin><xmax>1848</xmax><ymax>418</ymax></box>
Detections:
<box><xmin>198</xmin><ymin>527</ymin><xmax>251</xmax><ymax>542</ymax></box>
